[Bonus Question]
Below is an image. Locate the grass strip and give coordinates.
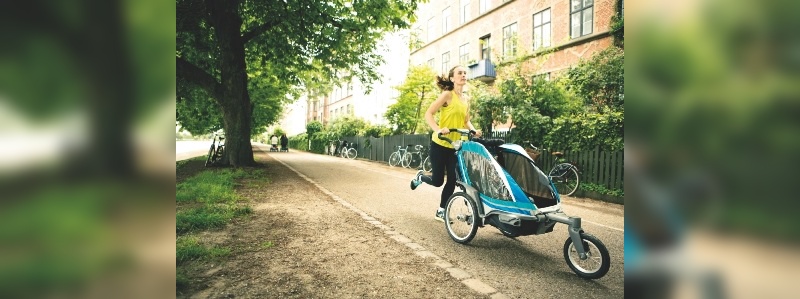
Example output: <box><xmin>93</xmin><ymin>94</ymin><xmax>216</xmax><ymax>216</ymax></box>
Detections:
<box><xmin>176</xmin><ymin>236</ymin><xmax>230</xmax><ymax>264</ymax></box>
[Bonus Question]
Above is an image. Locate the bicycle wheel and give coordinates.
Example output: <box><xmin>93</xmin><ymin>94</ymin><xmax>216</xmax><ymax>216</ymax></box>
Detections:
<box><xmin>388</xmin><ymin>152</ymin><xmax>400</xmax><ymax>166</ymax></box>
<box><xmin>346</xmin><ymin>148</ymin><xmax>357</xmax><ymax>159</ymax></box>
<box><xmin>215</xmin><ymin>145</ymin><xmax>224</xmax><ymax>160</ymax></box>
<box><xmin>422</xmin><ymin>156</ymin><xmax>432</xmax><ymax>172</ymax></box>
<box><xmin>400</xmin><ymin>152</ymin><xmax>411</xmax><ymax>168</ymax></box>
<box><xmin>445</xmin><ymin>192</ymin><xmax>480</xmax><ymax>244</ymax></box>
<box><xmin>205</xmin><ymin>144</ymin><xmax>215</xmax><ymax>167</ymax></box>
<box><xmin>550</xmin><ymin>163</ymin><xmax>580</xmax><ymax>196</ymax></box>
<box><xmin>563</xmin><ymin>233</ymin><xmax>610</xmax><ymax>279</ymax></box>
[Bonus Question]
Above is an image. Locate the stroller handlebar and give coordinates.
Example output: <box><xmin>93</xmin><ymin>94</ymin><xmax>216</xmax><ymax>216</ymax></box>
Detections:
<box><xmin>438</xmin><ymin>128</ymin><xmax>506</xmax><ymax>149</ymax></box>
<box><xmin>437</xmin><ymin>128</ymin><xmax>473</xmax><ymax>144</ymax></box>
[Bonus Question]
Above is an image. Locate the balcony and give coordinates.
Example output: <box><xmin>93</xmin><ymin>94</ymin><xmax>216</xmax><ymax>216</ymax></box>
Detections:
<box><xmin>467</xmin><ymin>59</ymin><xmax>496</xmax><ymax>82</ymax></box>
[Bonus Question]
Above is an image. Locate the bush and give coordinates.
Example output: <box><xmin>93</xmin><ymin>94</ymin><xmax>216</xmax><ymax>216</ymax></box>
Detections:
<box><xmin>288</xmin><ymin>133</ymin><xmax>308</xmax><ymax>150</ymax></box>
<box><xmin>545</xmin><ymin>106</ymin><xmax>624</xmax><ymax>151</ymax></box>
<box><xmin>565</xmin><ymin>47</ymin><xmax>624</xmax><ymax>110</ymax></box>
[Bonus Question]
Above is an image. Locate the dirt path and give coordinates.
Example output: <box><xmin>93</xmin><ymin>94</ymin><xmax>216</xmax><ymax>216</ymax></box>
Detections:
<box><xmin>178</xmin><ymin>150</ymin><xmax>489</xmax><ymax>298</ymax></box>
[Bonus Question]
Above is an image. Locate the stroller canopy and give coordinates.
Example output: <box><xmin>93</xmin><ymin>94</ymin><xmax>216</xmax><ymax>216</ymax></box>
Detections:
<box><xmin>458</xmin><ymin>141</ymin><xmax>559</xmax><ymax>211</ymax></box>
<box><xmin>496</xmin><ymin>144</ymin><xmax>559</xmax><ymax>209</ymax></box>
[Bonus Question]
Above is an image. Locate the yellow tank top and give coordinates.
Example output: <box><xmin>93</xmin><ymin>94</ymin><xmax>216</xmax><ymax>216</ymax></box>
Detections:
<box><xmin>431</xmin><ymin>91</ymin><xmax>467</xmax><ymax>149</ymax></box>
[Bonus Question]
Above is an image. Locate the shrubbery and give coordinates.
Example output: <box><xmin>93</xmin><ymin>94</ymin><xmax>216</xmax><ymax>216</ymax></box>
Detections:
<box><xmin>473</xmin><ymin>47</ymin><xmax>624</xmax><ymax>152</ymax></box>
<box><xmin>289</xmin><ymin>116</ymin><xmax>393</xmax><ymax>153</ymax></box>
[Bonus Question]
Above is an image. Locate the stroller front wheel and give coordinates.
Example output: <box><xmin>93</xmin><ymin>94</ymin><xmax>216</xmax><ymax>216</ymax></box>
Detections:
<box><xmin>445</xmin><ymin>192</ymin><xmax>480</xmax><ymax>244</ymax></box>
<box><xmin>563</xmin><ymin>233</ymin><xmax>610</xmax><ymax>279</ymax></box>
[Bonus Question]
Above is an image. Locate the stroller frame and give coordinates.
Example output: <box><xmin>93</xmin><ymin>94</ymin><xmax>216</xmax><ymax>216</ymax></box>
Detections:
<box><xmin>439</xmin><ymin>129</ymin><xmax>610</xmax><ymax>279</ymax></box>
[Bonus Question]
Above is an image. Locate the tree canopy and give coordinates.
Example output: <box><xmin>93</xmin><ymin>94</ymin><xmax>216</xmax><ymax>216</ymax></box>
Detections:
<box><xmin>384</xmin><ymin>64</ymin><xmax>437</xmax><ymax>134</ymax></box>
<box><xmin>177</xmin><ymin>0</ymin><xmax>422</xmax><ymax>166</ymax></box>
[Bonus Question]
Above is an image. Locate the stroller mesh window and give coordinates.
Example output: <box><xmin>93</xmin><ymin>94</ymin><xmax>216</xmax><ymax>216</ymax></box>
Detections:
<box><xmin>499</xmin><ymin>152</ymin><xmax>557</xmax><ymax>207</ymax></box>
<box><xmin>462</xmin><ymin>151</ymin><xmax>513</xmax><ymax>201</ymax></box>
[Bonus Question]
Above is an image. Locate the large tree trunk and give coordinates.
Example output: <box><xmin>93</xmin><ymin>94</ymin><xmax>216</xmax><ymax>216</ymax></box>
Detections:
<box><xmin>57</xmin><ymin>0</ymin><xmax>135</xmax><ymax>178</ymax></box>
<box><xmin>86</xmin><ymin>0</ymin><xmax>134</xmax><ymax>176</ymax></box>
<box><xmin>208</xmin><ymin>0</ymin><xmax>255</xmax><ymax>166</ymax></box>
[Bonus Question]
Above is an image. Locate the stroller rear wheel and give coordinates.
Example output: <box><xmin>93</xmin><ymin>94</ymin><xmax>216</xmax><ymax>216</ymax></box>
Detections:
<box><xmin>563</xmin><ymin>233</ymin><xmax>610</xmax><ymax>279</ymax></box>
<box><xmin>445</xmin><ymin>192</ymin><xmax>480</xmax><ymax>244</ymax></box>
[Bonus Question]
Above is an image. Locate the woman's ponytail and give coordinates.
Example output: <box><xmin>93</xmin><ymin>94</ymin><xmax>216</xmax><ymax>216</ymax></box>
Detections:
<box><xmin>436</xmin><ymin>75</ymin><xmax>454</xmax><ymax>91</ymax></box>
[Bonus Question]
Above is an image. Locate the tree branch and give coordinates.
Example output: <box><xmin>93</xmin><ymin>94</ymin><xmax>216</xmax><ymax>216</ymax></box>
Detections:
<box><xmin>241</xmin><ymin>1</ymin><xmax>289</xmax><ymax>43</ymax></box>
<box><xmin>242</xmin><ymin>19</ymin><xmax>282</xmax><ymax>43</ymax></box>
<box><xmin>176</xmin><ymin>56</ymin><xmax>222</xmax><ymax>99</ymax></box>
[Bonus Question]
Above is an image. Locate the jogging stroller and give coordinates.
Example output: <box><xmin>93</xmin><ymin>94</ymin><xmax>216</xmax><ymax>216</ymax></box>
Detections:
<box><xmin>439</xmin><ymin>129</ymin><xmax>611</xmax><ymax>279</ymax></box>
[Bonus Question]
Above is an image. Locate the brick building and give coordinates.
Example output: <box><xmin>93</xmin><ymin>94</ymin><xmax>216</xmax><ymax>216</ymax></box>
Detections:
<box><xmin>306</xmin><ymin>32</ymin><xmax>408</xmax><ymax>127</ymax></box>
<box><xmin>410</xmin><ymin>0</ymin><xmax>617</xmax><ymax>106</ymax></box>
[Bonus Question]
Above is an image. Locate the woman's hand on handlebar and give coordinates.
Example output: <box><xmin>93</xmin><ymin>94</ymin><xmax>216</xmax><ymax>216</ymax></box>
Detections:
<box><xmin>470</xmin><ymin>129</ymin><xmax>482</xmax><ymax>138</ymax></box>
<box><xmin>439</xmin><ymin>128</ymin><xmax>450</xmax><ymax>135</ymax></box>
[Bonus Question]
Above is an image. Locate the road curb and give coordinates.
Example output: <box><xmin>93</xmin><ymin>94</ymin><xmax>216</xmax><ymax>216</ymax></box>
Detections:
<box><xmin>272</xmin><ymin>153</ymin><xmax>513</xmax><ymax>299</ymax></box>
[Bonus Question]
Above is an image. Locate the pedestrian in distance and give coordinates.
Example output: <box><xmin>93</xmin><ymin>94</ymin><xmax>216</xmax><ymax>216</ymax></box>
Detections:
<box><xmin>270</xmin><ymin>134</ymin><xmax>278</xmax><ymax>151</ymax></box>
<box><xmin>280</xmin><ymin>133</ymin><xmax>288</xmax><ymax>151</ymax></box>
<box><xmin>410</xmin><ymin>65</ymin><xmax>481</xmax><ymax>222</ymax></box>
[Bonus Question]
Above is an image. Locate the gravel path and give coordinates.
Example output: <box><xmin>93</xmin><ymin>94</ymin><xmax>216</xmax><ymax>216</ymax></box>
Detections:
<box><xmin>178</xmin><ymin>149</ymin><xmax>490</xmax><ymax>299</ymax></box>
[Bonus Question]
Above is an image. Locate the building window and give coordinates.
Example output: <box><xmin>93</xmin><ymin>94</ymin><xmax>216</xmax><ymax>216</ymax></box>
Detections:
<box><xmin>461</xmin><ymin>0</ymin><xmax>470</xmax><ymax>24</ymax></box>
<box><xmin>441</xmin><ymin>52</ymin><xmax>450</xmax><ymax>75</ymax></box>
<box><xmin>442</xmin><ymin>7</ymin><xmax>452</xmax><ymax>33</ymax></box>
<box><xmin>427</xmin><ymin>58</ymin><xmax>435</xmax><ymax>70</ymax></box>
<box><xmin>533</xmin><ymin>72</ymin><xmax>551</xmax><ymax>82</ymax></box>
<box><xmin>533</xmin><ymin>8</ymin><xmax>551</xmax><ymax>50</ymax></box>
<box><xmin>427</xmin><ymin>17</ymin><xmax>435</xmax><ymax>42</ymax></box>
<box><xmin>459</xmin><ymin>43</ymin><xmax>470</xmax><ymax>66</ymax></box>
<box><xmin>571</xmin><ymin>0</ymin><xmax>593</xmax><ymax>38</ymax></box>
<box><xmin>346</xmin><ymin>81</ymin><xmax>353</xmax><ymax>96</ymax></box>
<box><xmin>480</xmin><ymin>36</ymin><xmax>491</xmax><ymax>60</ymax></box>
<box><xmin>502</xmin><ymin>23</ymin><xmax>518</xmax><ymax>58</ymax></box>
<box><xmin>479</xmin><ymin>0</ymin><xmax>489</xmax><ymax>14</ymax></box>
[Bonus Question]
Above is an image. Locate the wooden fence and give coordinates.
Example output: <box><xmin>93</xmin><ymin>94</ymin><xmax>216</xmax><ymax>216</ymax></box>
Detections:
<box><xmin>293</xmin><ymin>134</ymin><xmax>623</xmax><ymax>192</ymax></box>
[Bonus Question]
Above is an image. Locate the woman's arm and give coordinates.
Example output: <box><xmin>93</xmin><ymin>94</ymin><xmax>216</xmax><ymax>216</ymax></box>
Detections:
<box><xmin>425</xmin><ymin>91</ymin><xmax>451</xmax><ymax>134</ymax></box>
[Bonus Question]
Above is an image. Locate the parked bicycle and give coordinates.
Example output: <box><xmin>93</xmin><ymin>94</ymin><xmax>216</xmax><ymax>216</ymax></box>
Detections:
<box><xmin>388</xmin><ymin>145</ymin><xmax>410</xmax><ymax>167</ymax></box>
<box><xmin>526</xmin><ymin>143</ymin><xmax>580</xmax><ymax>196</ymax></box>
<box><xmin>327</xmin><ymin>140</ymin><xmax>339</xmax><ymax>156</ymax></box>
<box><xmin>339</xmin><ymin>140</ymin><xmax>357</xmax><ymax>159</ymax></box>
<box><xmin>205</xmin><ymin>133</ymin><xmax>225</xmax><ymax>167</ymax></box>
<box><xmin>406</xmin><ymin>144</ymin><xmax>432</xmax><ymax>172</ymax></box>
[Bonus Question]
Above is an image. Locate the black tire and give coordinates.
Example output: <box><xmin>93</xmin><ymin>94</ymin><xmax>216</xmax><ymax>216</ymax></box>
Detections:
<box><xmin>550</xmin><ymin>163</ymin><xmax>580</xmax><ymax>196</ymax></box>
<box><xmin>445</xmin><ymin>192</ymin><xmax>480</xmax><ymax>244</ymax></box>
<box><xmin>563</xmin><ymin>233</ymin><xmax>610</xmax><ymax>279</ymax></box>
<box><xmin>205</xmin><ymin>144</ymin><xmax>214</xmax><ymax>167</ymax></box>
<box><xmin>498</xmin><ymin>227</ymin><xmax>520</xmax><ymax>238</ymax></box>
<box><xmin>216</xmin><ymin>145</ymin><xmax>224</xmax><ymax>160</ymax></box>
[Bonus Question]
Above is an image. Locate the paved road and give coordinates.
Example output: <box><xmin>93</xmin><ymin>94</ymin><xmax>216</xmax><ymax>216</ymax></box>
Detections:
<box><xmin>261</xmin><ymin>146</ymin><xmax>624</xmax><ymax>299</ymax></box>
<box><xmin>176</xmin><ymin>140</ymin><xmax>212</xmax><ymax>161</ymax></box>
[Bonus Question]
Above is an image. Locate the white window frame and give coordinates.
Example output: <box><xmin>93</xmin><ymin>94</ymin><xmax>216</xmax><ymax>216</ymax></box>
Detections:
<box><xmin>461</xmin><ymin>0</ymin><xmax>471</xmax><ymax>24</ymax></box>
<box><xmin>442</xmin><ymin>7</ymin><xmax>452</xmax><ymax>33</ymax></box>
<box><xmin>479</xmin><ymin>0</ymin><xmax>489</xmax><ymax>14</ymax></box>
<box><xmin>441</xmin><ymin>52</ymin><xmax>451</xmax><ymax>75</ymax></box>
<box><xmin>502</xmin><ymin>23</ymin><xmax>518</xmax><ymax>58</ymax></box>
<box><xmin>427</xmin><ymin>17</ymin><xmax>436</xmax><ymax>42</ymax></box>
<box><xmin>459</xmin><ymin>43</ymin><xmax>470</xmax><ymax>66</ymax></box>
